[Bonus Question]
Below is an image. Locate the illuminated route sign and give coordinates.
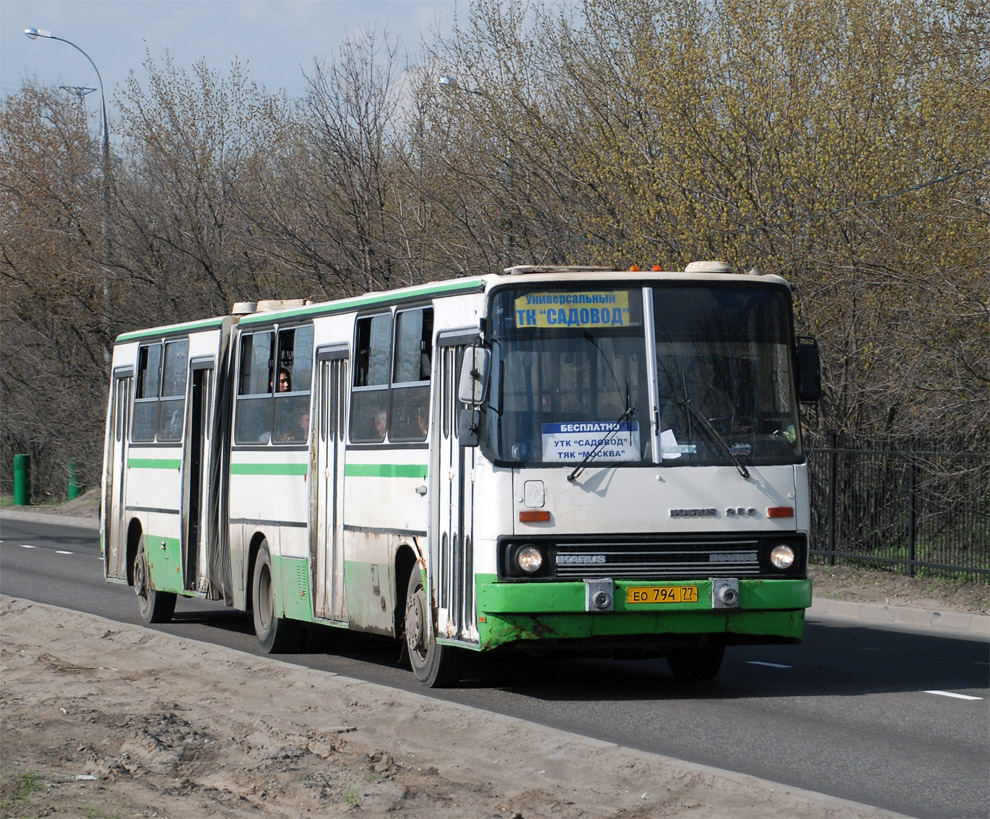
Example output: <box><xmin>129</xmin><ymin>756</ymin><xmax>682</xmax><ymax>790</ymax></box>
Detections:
<box><xmin>515</xmin><ymin>291</ymin><xmax>632</xmax><ymax>329</ymax></box>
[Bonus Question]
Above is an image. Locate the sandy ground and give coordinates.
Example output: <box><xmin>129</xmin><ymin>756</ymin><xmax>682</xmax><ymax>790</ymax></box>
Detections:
<box><xmin>2</xmin><ymin>493</ymin><xmax>983</xmax><ymax>816</ymax></box>
<box><xmin>1</xmin><ymin>597</ymin><xmax>907</xmax><ymax>819</ymax></box>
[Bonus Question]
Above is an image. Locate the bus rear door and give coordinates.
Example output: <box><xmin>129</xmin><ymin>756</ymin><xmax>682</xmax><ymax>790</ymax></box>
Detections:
<box><xmin>104</xmin><ymin>369</ymin><xmax>132</xmax><ymax>581</ymax></box>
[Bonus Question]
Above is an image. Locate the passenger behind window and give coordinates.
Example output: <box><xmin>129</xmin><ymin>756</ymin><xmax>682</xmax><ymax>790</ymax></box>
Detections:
<box><xmin>277</xmin><ymin>407</ymin><xmax>309</xmax><ymax>443</ymax></box>
<box><xmin>373</xmin><ymin>409</ymin><xmax>387</xmax><ymax>440</ymax></box>
<box><xmin>275</xmin><ymin>396</ymin><xmax>309</xmax><ymax>443</ymax></box>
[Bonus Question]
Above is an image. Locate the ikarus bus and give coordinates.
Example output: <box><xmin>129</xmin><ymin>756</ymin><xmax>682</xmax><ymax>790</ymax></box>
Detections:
<box><xmin>101</xmin><ymin>261</ymin><xmax>821</xmax><ymax>686</ymax></box>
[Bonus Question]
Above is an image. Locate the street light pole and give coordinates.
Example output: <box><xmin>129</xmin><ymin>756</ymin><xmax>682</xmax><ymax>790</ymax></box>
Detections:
<box><xmin>25</xmin><ymin>27</ymin><xmax>112</xmax><ymax>363</ymax></box>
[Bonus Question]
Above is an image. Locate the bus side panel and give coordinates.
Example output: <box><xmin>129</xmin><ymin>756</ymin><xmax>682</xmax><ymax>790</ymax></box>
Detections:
<box><xmin>124</xmin><ymin>445</ymin><xmax>183</xmax><ymax>593</ymax></box>
<box><xmin>228</xmin><ymin>452</ymin><xmax>311</xmax><ymax>614</ymax></box>
<box><xmin>227</xmin><ymin>521</ymin><xmax>251</xmax><ymax>611</ymax></box>
<box><xmin>341</xmin><ymin>448</ymin><xmax>429</xmax><ymax>635</ymax></box>
<box><xmin>341</xmin><ymin>532</ymin><xmax>399</xmax><ymax>635</ymax></box>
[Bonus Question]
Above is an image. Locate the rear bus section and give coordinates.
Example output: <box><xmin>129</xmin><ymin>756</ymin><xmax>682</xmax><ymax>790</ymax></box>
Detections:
<box><xmin>100</xmin><ymin>318</ymin><xmax>230</xmax><ymax>622</ymax></box>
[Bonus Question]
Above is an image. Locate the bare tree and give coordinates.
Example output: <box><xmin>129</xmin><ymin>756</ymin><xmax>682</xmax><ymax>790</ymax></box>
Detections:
<box><xmin>1</xmin><ymin>86</ymin><xmax>109</xmax><ymax>495</ymax></box>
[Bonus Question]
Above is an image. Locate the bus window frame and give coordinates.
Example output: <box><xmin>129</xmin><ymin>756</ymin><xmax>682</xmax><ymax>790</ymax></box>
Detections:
<box><xmin>350</xmin><ymin>311</ymin><xmax>393</xmax><ymax>443</ymax></box>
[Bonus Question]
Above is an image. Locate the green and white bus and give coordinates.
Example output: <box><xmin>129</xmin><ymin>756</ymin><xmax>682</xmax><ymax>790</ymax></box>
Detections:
<box><xmin>101</xmin><ymin>261</ymin><xmax>821</xmax><ymax>686</ymax></box>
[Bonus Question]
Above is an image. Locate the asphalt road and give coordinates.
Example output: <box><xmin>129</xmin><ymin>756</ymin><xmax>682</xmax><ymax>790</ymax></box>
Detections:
<box><xmin>2</xmin><ymin>514</ymin><xmax>988</xmax><ymax>818</ymax></box>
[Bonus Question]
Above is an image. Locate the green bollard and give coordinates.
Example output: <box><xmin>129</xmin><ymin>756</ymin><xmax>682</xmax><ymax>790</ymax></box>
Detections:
<box><xmin>67</xmin><ymin>460</ymin><xmax>81</xmax><ymax>501</ymax></box>
<box><xmin>13</xmin><ymin>454</ymin><xmax>31</xmax><ymax>506</ymax></box>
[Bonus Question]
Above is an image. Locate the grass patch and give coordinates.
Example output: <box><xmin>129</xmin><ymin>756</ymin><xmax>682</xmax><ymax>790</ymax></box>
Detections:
<box><xmin>0</xmin><ymin>770</ymin><xmax>45</xmax><ymax>812</ymax></box>
<box><xmin>343</xmin><ymin>784</ymin><xmax>359</xmax><ymax>806</ymax></box>
<box><xmin>0</xmin><ymin>494</ymin><xmax>63</xmax><ymax>510</ymax></box>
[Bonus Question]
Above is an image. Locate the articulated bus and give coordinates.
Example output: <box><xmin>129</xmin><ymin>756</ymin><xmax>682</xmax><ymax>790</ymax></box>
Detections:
<box><xmin>101</xmin><ymin>261</ymin><xmax>821</xmax><ymax>686</ymax></box>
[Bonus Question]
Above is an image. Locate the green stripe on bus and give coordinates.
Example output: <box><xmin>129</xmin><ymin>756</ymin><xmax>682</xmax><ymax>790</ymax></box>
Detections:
<box><xmin>128</xmin><ymin>458</ymin><xmax>181</xmax><ymax>470</ymax></box>
<box><xmin>116</xmin><ymin>317</ymin><xmax>224</xmax><ymax>342</ymax></box>
<box><xmin>345</xmin><ymin>463</ymin><xmax>428</xmax><ymax>479</ymax></box>
<box><xmin>230</xmin><ymin>463</ymin><xmax>309</xmax><ymax>476</ymax></box>
<box><xmin>239</xmin><ymin>278</ymin><xmax>487</xmax><ymax>326</ymax></box>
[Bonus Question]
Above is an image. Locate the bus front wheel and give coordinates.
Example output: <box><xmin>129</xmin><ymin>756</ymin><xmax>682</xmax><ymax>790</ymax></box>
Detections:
<box><xmin>252</xmin><ymin>541</ymin><xmax>301</xmax><ymax>653</ymax></box>
<box><xmin>404</xmin><ymin>569</ymin><xmax>461</xmax><ymax>687</ymax></box>
<box><xmin>133</xmin><ymin>535</ymin><xmax>176</xmax><ymax>624</ymax></box>
<box><xmin>666</xmin><ymin>644</ymin><xmax>725</xmax><ymax>681</ymax></box>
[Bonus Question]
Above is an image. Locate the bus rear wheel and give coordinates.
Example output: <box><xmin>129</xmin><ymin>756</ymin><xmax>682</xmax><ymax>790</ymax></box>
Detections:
<box><xmin>404</xmin><ymin>569</ymin><xmax>461</xmax><ymax>687</ymax></box>
<box><xmin>133</xmin><ymin>535</ymin><xmax>176</xmax><ymax>624</ymax></box>
<box><xmin>252</xmin><ymin>540</ymin><xmax>301</xmax><ymax>653</ymax></box>
<box><xmin>666</xmin><ymin>644</ymin><xmax>725</xmax><ymax>681</ymax></box>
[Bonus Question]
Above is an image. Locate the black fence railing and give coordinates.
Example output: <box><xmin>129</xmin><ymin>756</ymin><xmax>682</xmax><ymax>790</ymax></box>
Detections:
<box><xmin>808</xmin><ymin>434</ymin><xmax>990</xmax><ymax>581</ymax></box>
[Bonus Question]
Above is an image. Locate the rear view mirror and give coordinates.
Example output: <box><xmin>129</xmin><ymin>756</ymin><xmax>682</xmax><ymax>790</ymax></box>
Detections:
<box><xmin>458</xmin><ymin>409</ymin><xmax>480</xmax><ymax>447</ymax></box>
<box><xmin>795</xmin><ymin>337</ymin><xmax>821</xmax><ymax>403</ymax></box>
<box><xmin>457</xmin><ymin>347</ymin><xmax>490</xmax><ymax>405</ymax></box>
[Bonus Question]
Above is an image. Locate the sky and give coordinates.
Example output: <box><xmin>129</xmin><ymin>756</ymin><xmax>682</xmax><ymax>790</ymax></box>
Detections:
<box><xmin>2</xmin><ymin>0</ymin><xmax>460</xmax><ymax>119</ymax></box>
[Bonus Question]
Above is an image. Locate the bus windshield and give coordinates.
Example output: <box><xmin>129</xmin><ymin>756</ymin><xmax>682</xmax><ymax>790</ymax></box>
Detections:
<box><xmin>485</xmin><ymin>283</ymin><xmax>803</xmax><ymax>467</ymax></box>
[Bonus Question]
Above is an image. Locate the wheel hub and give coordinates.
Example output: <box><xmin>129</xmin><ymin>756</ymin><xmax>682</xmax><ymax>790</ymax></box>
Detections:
<box><xmin>405</xmin><ymin>590</ymin><xmax>425</xmax><ymax>653</ymax></box>
<box><xmin>134</xmin><ymin>550</ymin><xmax>148</xmax><ymax>600</ymax></box>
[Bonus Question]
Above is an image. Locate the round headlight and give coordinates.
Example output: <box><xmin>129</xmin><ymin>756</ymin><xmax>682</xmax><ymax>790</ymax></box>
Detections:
<box><xmin>770</xmin><ymin>544</ymin><xmax>796</xmax><ymax>569</ymax></box>
<box><xmin>516</xmin><ymin>545</ymin><xmax>543</xmax><ymax>574</ymax></box>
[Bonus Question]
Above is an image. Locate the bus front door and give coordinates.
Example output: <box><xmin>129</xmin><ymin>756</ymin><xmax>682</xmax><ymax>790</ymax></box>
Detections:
<box><xmin>104</xmin><ymin>373</ymin><xmax>131</xmax><ymax>581</ymax></box>
<box><xmin>314</xmin><ymin>351</ymin><xmax>348</xmax><ymax>622</ymax></box>
<box><xmin>432</xmin><ymin>340</ymin><xmax>477</xmax><ymax>644</ymax></box>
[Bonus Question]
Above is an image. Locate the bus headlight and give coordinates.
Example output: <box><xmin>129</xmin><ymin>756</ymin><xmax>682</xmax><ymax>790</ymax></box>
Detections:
<box><xmin>515</xmin><ymin>545</ymin><xmax>543</xmax><ymax>574</ymax></box>
<box><xmin>769</xmin><ymin>544</ymin><xmax>796</xmax><ymax>570</ymax></box>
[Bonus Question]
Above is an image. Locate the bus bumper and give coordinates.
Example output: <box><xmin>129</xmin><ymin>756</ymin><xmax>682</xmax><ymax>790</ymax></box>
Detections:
<box><xmin>474</xmin><ymin>576</ymin><xmax>811</xmax><ymax>652</ymax></box>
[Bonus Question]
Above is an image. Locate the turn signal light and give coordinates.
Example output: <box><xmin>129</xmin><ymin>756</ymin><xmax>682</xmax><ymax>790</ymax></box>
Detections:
<box><xmin>519</xmin><ymin>510</ymin><xmax>550</xmax><ymax>523</ymax></box>
<box><xmin>767</xmin><ymin>506</ymin><xmax>795</xmax><ymax>518</ymax></box>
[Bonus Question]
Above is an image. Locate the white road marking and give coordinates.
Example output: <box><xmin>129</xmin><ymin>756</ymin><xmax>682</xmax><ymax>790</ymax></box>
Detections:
<box><xmin>56</xmin><ymin>550</ymin><xmax>72</xmax><ymax>555</ymax></box>
<box><xmin>20</xmin><ymin>544</ymin><xmax>36</xmax><ymax>549</ymax></box>
<box><xmin>746</xmin><ymin>661</ymin><xmax>792</xmax><ymax>669</ymax></box>
<box><xmin>924</xmin><ymin>690</ymin><xmax>983</xmax><ymax>701</ymax></box>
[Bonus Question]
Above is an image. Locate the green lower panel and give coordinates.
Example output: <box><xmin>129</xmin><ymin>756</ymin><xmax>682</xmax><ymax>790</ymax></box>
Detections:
<box><xmin>343</xmin><ymin>559</ymin><xmax>395</xmax><ymax>635</ymax></box>
<box><xmin>475</xmin><ymin>575</ymin><xmax>811</xmax><ymax>650</ymax></box>
<box><xmin>146</xmin><ymin>535</ymin><xmax>183</xmax><ymax>594</ymax></box>
<box><xmin>273</xmin><ymin>555</ymin><xmax>314</xmax><ymax>623</ymax></box>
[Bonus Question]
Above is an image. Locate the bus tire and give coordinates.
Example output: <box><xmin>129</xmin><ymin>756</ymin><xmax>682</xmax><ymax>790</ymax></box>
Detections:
<box><xmin>133</xmin><ymin>534</ymin><xmax>176</xmax><ymax>624</ymax></box>
<box><xmin>252</xmin><ymin>540</ymin><xmax>301</xmax><ymax>653</ymax></box>
<box><xmin>404</xmin><ymin>568</ymin><xmax>461</xmax><ymax>688</ymax></box>
<box><xmin>666</xmin><ymin>644</ymin><xmax>725</xmax><ymax>681</ymax></box>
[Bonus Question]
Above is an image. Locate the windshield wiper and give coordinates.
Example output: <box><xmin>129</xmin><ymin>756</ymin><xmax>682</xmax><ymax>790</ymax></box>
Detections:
<box><xmin>567</xmin><ymin>404</ymin><xmax>636</xmax><ymax>482</ymax></box>
<box><xmin>679</xmin><ymin>399</ymin><xmax>750</xmax><ymax>480</ymax></box>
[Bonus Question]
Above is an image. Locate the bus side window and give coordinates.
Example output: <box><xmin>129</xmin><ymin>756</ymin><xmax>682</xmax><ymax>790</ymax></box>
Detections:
<box><xmin>132</xmin><ymin>343</ymin><xmax>162</xmax><ymax>442</ymax></box>
<box><xmin>389</xmin><ymin>307</ymin><xmax>433</xmax><ymax>442</ymax></box>
<box><xmin>235</xmin><ymin>331</ymin><xmax>274</xmax><ymax>444</ymax></box>
<box><xmin>351</xmin><ymin>313</ymin><xmax>392</xmax><ymax>442</ymax></box>
<box><xmin>273</xmin><ymin>325</ymin><xmax>314</xmax><ymax>444</ymax></box>
<box><xmin>157</xmin><ymin>339</ymin><xmax>188</xmax><ymax>441</ymax></box>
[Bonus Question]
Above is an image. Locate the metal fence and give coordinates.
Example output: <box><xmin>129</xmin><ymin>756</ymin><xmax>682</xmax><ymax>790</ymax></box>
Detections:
<box><xmin>808</xmin><ymin>434</ymin><xmax>990</xmax><ymax>581</ymax></box>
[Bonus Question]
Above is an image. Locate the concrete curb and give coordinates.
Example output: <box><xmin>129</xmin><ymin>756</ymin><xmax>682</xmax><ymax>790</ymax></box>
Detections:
<box><xmin>4</xmin><ymin>507</ymin><xmax>987</xmax><ymax>639</ymax></box>
<box><xmin>809</xmin><ymin>597</ymin><xmax>990</xmax><ymax>639</ymax></box>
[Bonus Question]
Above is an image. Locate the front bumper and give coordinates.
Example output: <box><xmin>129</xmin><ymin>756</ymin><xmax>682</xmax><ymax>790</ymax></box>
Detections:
<box><xmin>474</xmin><ymin>576</ymin><xmax>812</xmax><ymax>652</ymax></box>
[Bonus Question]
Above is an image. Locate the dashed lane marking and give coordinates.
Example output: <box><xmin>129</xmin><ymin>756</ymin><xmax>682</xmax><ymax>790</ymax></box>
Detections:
<box><xmin>746</xmin><ymin>661</ymin><xmax>792</xmax><ymax>669</ymax></box>
<box><xmin>924</xmin><ymin>690</ymin><xmax>983</xmax><ymax>701</ymax></box>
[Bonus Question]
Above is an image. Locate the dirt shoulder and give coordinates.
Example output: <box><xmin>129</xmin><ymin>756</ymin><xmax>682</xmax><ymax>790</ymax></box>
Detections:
<box><xmin>2</xmin><ymin>596</ymin><xmax>903</xmax><ymax>819</ymax></box>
